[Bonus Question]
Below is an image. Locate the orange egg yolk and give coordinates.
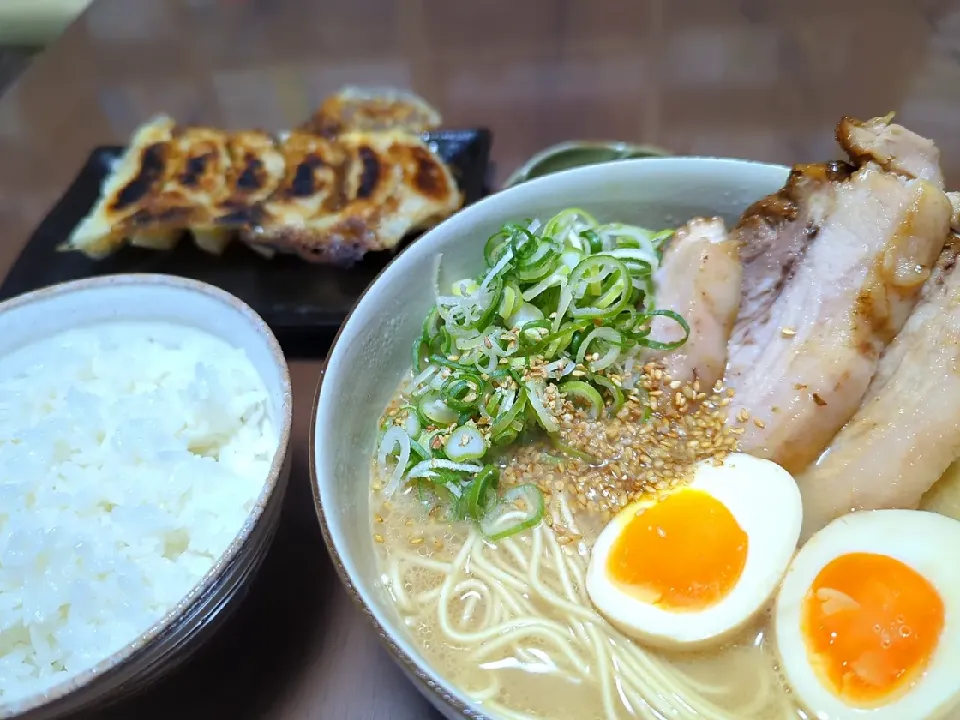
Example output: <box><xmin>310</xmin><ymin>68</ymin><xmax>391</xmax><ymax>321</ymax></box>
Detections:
<box><xmin>801</xmin><ymin>552</ymin><xmax>944</xmax><ymax>707</ymax></box>
<box><xmin>606</xmin><ymin>489</ymin><xmax>748</xmax><ymax>611</ymax></box>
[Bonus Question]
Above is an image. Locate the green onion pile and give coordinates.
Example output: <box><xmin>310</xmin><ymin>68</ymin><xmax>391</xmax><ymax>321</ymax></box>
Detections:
<box><xmin>377</xmin><ymin>208</ymin><xmax>688</xmax><ymax>541</ymax></box>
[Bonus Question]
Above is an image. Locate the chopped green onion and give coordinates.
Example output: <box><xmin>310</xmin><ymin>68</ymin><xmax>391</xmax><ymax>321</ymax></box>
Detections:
<box><xmin>576</xmin><ymin>326</ymin><xmax>623</xmax><ymax>371</ymax></box>
<box><xmin>542</xmin><ymin>208</ymin><xmax>598</xmax><ymax>242</ymax></box>
<box><xmin>408</xmin><ymin>438</ymin><xmax>430</xmax><ymax>464</ymax></box>
<box><xmin>451</xmin><ymin>279</ymin><xmax>479</xmax><ymax>297</ymax></box>
<box><xmin>592</xmin><ymin>374</ymin><xmax>625</xmax><ymax>415</ymax></box>
<box><xmin>634</xmin><ymin>309</ymin><xmax>691</xmax><ymax>351</ymax></box>
<box><xmin>559</xmin><ymin>380</ymin><xmax>604</xmax><ymax>420</ymax></box>
<box><xmin>579</xmin><ymin>229</ymin><xmax>603</xmax><ymax>254</ymax></box>
<box><xmin>490</xmin><ymin>388</ymin><xmax>528</xmax><ymax>440</ymax></box>
<box><xmin>498</xmin><ymin>282</ymin><xmax>521</xmax><ymax>319</ymax></box>
<box><xmin>408</xmin><ymin>458</ymin><xmax>483</xmax><ymax>479</ymax></box>
<box><xmin>481</xmin><ymin>484</ymin><xmax>545</xmax><ymax>541</ymax></box>
<box><xmin>423</xmin><ymin>308</ymin><xmax>443</xmax><ymax>341</ymax></box>
<box><xmin>415</xmin><ymin>478</ymin><xmax>456</xmax><ymax>511</ymax></box>
<box><xmin>417</xmin><ymin>428</ymin><xmax>441</xmax><ymax>451</ymax></box>
<box><xmin>465</xmin><ymin>465</ymin><xmax>500</xmax><ymax>520</ymax></box>
<box><xmin>399</xmin><ymin>405</ymin><xmax>420</xmax><ymax>436</ymax></box>
<box><xmin>378</xmin><ymin>426</ymin><xmax>411</xmax><ymax>496</ymax></box>
<box><xmin>418</xmin><ymin>394</ymin><xmax>459</xmax><ymax>426</ymax></box>
<box><xmin>515</xmin><ymin>243</ymin><xmax>561</xmax><ymax>282</ymax></box>
<box><xmin>412</xmin><ymin>337</ymin><xmax>431</xmax><ymax>373</ymax></box>
<box><xmin>507</xmin><ymin>302</ymin><xmax>545</xmax><ymax>329</ymax></box>
<box><xmin>475</xmin><ymin>279</ymin><xmax>504</xmax><ymax>332</ymax></box>
<box><xmin>549</xmin><ymin>434</ymin><xmax>599</xmax><ymax>464</ymax></box>
<box><xmin>484</xmin><ymin>227</ymin><xmax>515</xmax><ymax>266</ymax></box>
<box><xmin>566</xmin><ymin>256</ymin><xmax>632</xmax><ymax>319</ymax></box>
<box><xmin>446</xmin><ymin>424</ymin><xmax>488</xmax><ymax>462</ymax></box>
<box><xmin>384</xmin><ymin>209</ymin><xmax>689</xmax><ymax>539</ymax></box>
<box><xmin>508</xmin><ymin>225</ymin><xmax>539</xmax><ymax>262</ymax></box>
<box><xmin>441</xmin><ymin>373</ymin><xmax>485</xmax><ymax>412</ymax></box>
<box><xmin>517</xmin><ymin>320</ymin><xmax>551</xmax><ymax>351</ymax></box>
<box><xmin>525</xmin><ymin>381</ymin><xmax>559</xmax><ymax>433</ymax></box>
<box><xmin>493</xmin><ymin>425</ymin><xmax>521</xmax><ymax>446</ymax></box>
<box><xmin>431</xmin><ymin>468</ymin><xmax>465</xmax><ymax>489</ymax></box>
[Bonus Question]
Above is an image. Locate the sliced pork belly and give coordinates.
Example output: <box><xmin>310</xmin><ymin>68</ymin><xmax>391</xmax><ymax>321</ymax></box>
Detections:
<box><xmin>728</xmin><ymin>162</ymin><xmax>848</xmax><ymax>365</ymax></box>
<box><xmin>837</xmin><ymin>115</ymin><xmax>945</xmax><ymax>188</ymax></box>
<box><xmin>726</xmin><ymin>127</ymin><xmax>951</xmax><ymax>474</ymax></box>
<box><xmin>649</xmin><ymin>217</ymin><xmax>741</xmax><ymax>388</ymax></box>
<box><xmin>797</xmin><ymin>238</ymin><xmax>960</xmax><ymax>538</ymax></box>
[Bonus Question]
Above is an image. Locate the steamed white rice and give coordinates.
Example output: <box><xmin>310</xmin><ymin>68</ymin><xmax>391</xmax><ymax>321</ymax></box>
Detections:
<box><xmin>0</xmin><ymin>321</ymin><xmax>277</xmax><ymax>702</ymax></box>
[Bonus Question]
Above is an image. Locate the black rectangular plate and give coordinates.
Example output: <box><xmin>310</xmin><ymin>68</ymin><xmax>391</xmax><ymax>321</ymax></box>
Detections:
<box><xmin>0</xmin><ymin>129</ymin><xmax>492</xmax><ymax>358</ymax></box>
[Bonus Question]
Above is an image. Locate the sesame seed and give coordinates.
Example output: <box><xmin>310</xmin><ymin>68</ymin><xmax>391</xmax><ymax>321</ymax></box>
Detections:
<box><xmin>754</xmin><ymin>418</ymin><xmax>766</xmax><ymax>429</ymax></box>
<box><xmin>781</xmin><ymin>327</ymin><xmax>797</xmax><ymax>338</ymax></box>
<box><xmin>374</xmin><ymin>534</ymin><xmax>385</xmax><ymax>544</ymax></box>
<box><xmin>486</xmin><ymin>361</ymin><xmax>741</xmax><ymax>519</ymax></box>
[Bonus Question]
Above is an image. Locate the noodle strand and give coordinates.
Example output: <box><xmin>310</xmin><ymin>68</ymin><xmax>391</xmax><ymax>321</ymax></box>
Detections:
<box><xmin>380</xmin><ymin>493</ymin><xmax>798</xmax><ymax>720</ymax></box>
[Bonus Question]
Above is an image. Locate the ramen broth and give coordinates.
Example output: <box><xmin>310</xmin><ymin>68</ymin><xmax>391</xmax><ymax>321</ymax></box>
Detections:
<box><xmin>370</xmin><ymin>430</ymin><xmax>805</xmax><ymax>720</ymax></box>
<box><xmin>368</xmin><ymin>210</ymin><xmax>806</xmax><ymax>719</ymax></box>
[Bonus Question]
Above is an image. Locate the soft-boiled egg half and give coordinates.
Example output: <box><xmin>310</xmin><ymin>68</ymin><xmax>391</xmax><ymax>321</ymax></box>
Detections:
<box><xmin>585</xmin><ymin>452</ymin><xmax>802</xmax><ymax>649</ymax></box>
<box><xmin>775</xmin><ymin>509</ymin><xmax>960</xmax><ymax>720</ymax></box>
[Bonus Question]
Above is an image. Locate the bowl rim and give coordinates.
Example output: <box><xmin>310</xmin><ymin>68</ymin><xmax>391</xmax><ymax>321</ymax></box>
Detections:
<box><xmin>310</xmin><ymin>156</ymin><xmax>792</xmax><ymax>719</ymax></box>
<box><xmin>0</xmin><ymin>273</ymin><xmax>294</xmax><ymax>718</ymax></box>
<box><xmin>502</xmin><ymin>139</ymin><xmax>671</xmax><ymax>189</ymax></box>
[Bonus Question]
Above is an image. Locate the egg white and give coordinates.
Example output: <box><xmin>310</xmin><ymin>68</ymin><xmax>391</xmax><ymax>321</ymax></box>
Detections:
<box><xmin>585</xmin><ymin>452</ymin><xmax>802</xmax><ymax>649</ymax></box>
<box><xmin>775</xmin><ymin>509</ymin><xmax>960</xmax><ymax>720</ymax></box>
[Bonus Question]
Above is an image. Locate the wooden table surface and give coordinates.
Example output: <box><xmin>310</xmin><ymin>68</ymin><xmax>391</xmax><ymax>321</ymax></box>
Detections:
<box><xmin>2</xmin><ymin>1</ymin><xmax>960</xmax><ymax>718</ymax></box>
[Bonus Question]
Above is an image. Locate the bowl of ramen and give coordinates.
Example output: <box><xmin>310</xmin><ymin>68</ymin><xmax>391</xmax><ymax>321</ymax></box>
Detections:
<box><xmin>311</xmin><ymin>114</ymin><xmax>960</xmax><ymax>720</ymax></box>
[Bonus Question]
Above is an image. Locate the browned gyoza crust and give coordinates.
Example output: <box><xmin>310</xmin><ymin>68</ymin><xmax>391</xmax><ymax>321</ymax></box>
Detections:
<box><xmin>65</xmin><ymin>93</ymin><xmax>461</xmax><ymax>264</ymax></box>
<box><xmin>240</xmin><ymin>130</ymin><xmax>461</xmax><ymax>263</ymax></box>
<box><xmin>299</xmin><ymin>86</ymin><xmax>443</xmax><ymax>136</ymax></box>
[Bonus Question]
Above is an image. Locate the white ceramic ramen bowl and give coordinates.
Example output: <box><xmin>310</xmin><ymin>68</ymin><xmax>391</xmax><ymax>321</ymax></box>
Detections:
<box><xmin>0</xmin><ymin>274</ymin><xmax>292</xmax><ymax>720</ymax></box>
<box><xmin>310</xmin><ymin>157</ymin><xmax>791</xmax><ymax>719</ymax></box>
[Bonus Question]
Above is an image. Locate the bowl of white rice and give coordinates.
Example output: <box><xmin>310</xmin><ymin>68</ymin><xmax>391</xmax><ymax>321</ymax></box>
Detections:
<box><xmin>0</xmin><ymin>274</ymin><xmax>292</xmax><ymax>719</ymax></box>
